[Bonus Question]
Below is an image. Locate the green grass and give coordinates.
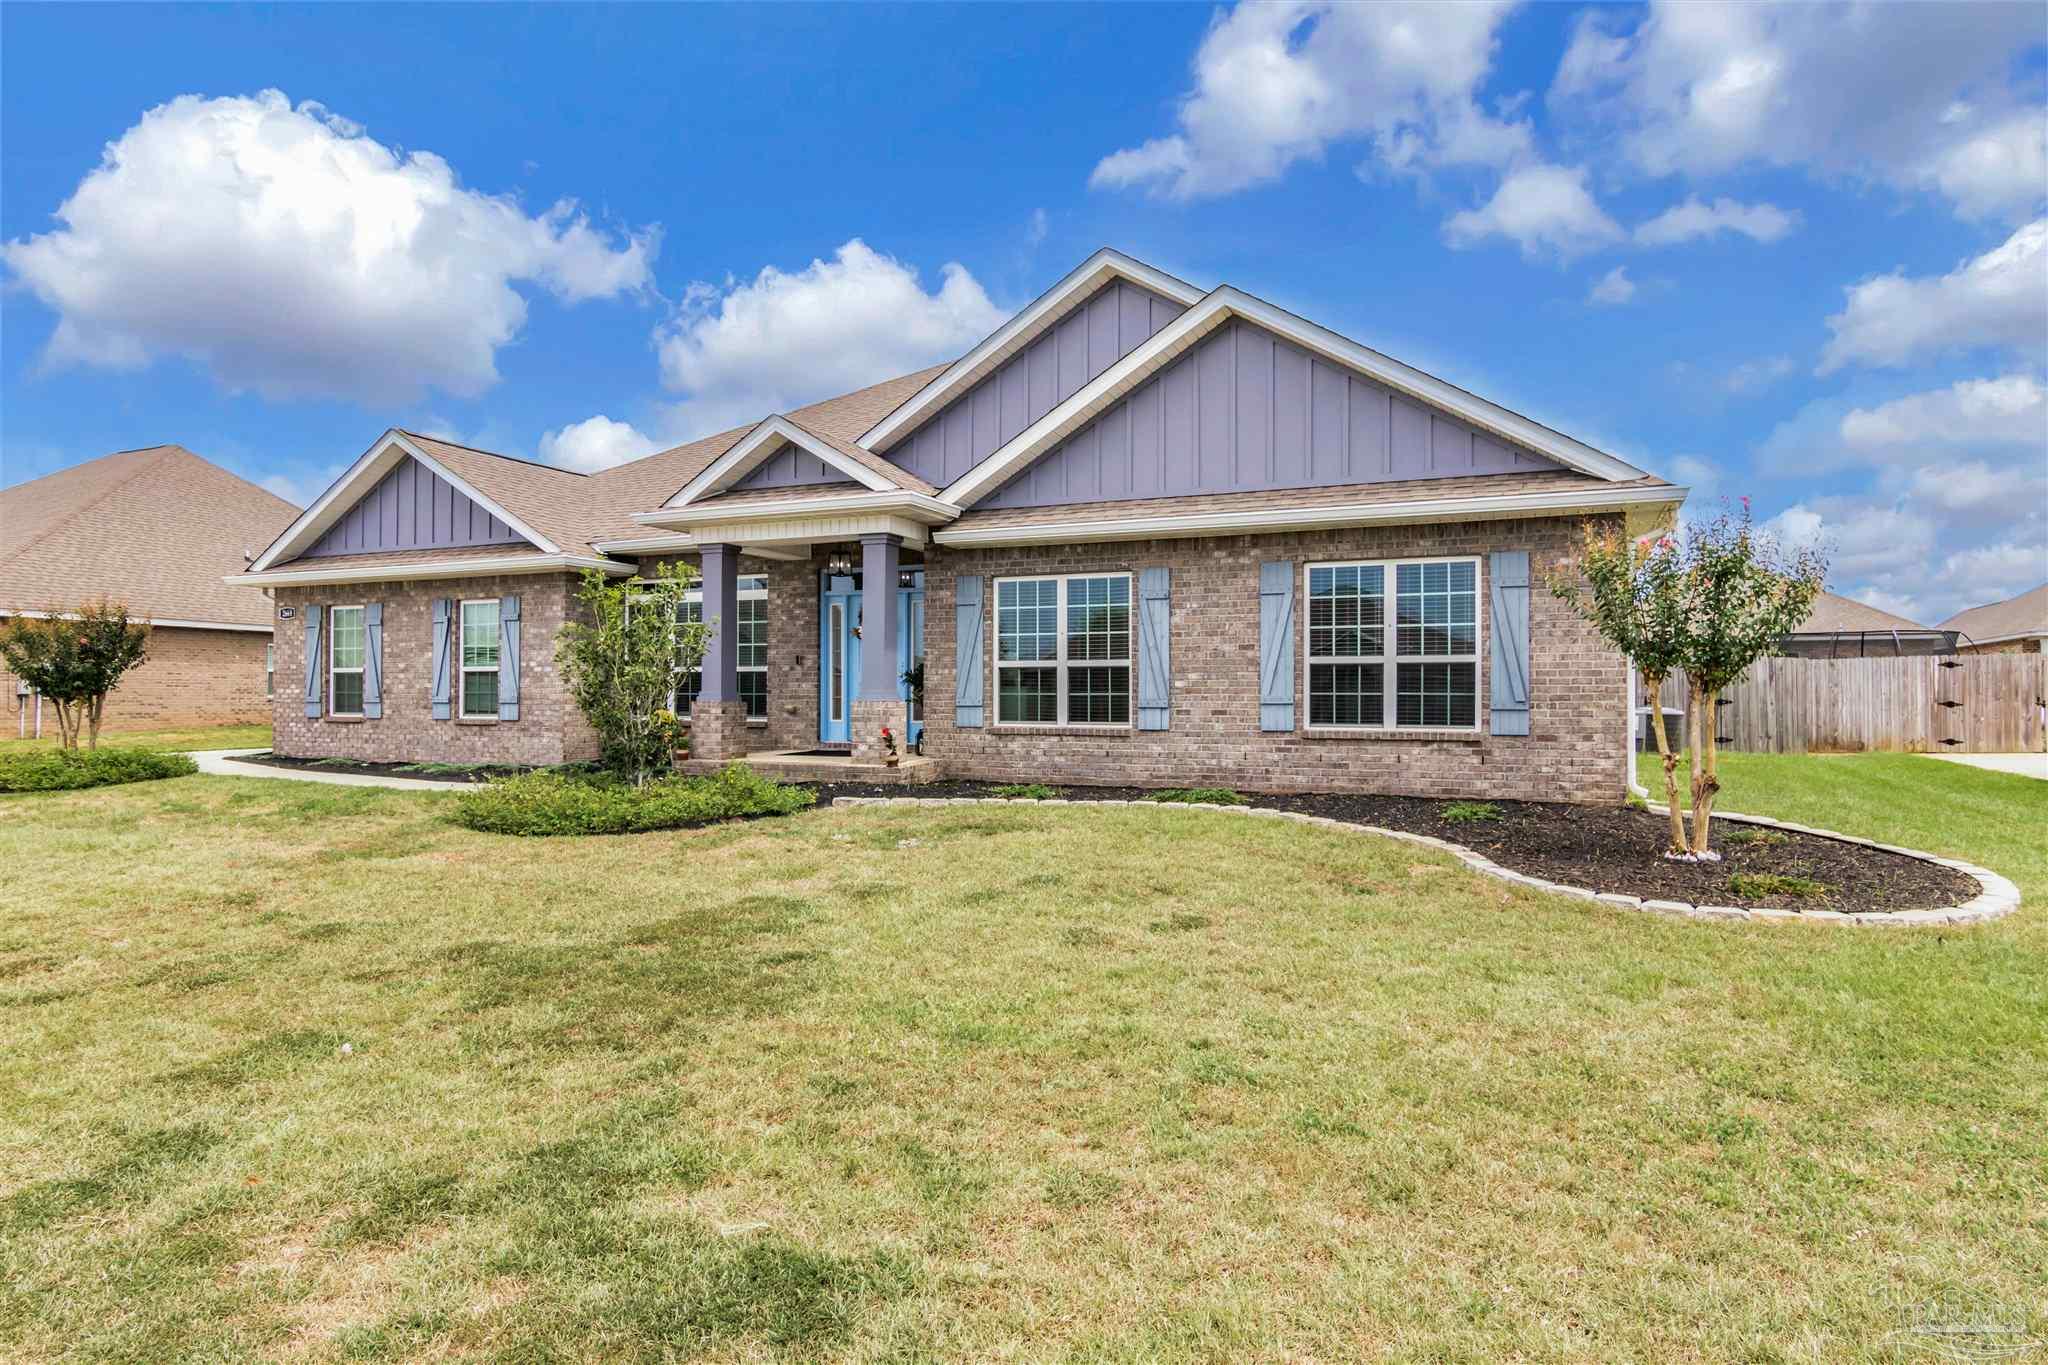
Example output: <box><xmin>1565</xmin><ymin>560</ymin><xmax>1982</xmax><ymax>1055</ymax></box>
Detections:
<box><xmin>450</xmin><ymin>764</ymin><xmax>814</xmax><ymax>836</ymax></box>
<box><xmin>1142</xmin><ymin>787</ymin><xmax>1249</xmax><ymax>805</ymax></box>
<box><xmin>1438</xmin><ymin>800</ymin><xmax>1504</xmax><ymax>824</ymax></box>
<box><xmin>1</xmin><ymin>722</ymin><xmax>271</xmax><ymax>754</ymax></box>
<box><xmin>0</xmin><ymin>745</ymin><xmax>197</xmax><ymax>792</ymax></box>
<box><xmin>2</xmin><ymin>758</ymin><xmax>2043</xmax><ymax>1360</ymax></box>
<box><xmin>987</xmin><ymin>782</ymin><xmax>1059</xmax><ymax>800</ymax></box>
<box><xmin>1727</xmin><ymin>871</ymin><xmax>1832</xmax><ymax>901</ymax></box>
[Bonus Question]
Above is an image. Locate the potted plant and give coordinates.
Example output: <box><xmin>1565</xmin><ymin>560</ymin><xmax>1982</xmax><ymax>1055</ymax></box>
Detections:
<box><xmin>880</xmin><ymin>724</ymin><xmax>900</xmax><ymax>768</ymax></box>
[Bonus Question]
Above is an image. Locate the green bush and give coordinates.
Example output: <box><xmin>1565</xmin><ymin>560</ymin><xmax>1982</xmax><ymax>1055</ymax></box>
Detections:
<box><xmin>1439</xmin><ymin>801</ymin><xmax>1504</xmax><ymax>824</ymax></box>
<box><xmin>989</xmin><ymin>783</ymin><xmax>1060</xmax><ymax>801</ymax></box>
<box><xmin>449</xmin><ymin>763</ymin><xmax>814</xmax><ymax>836</ymax></box>
<box><xmin>1722</xmin><ymin>826</ymin><xmax>1789</xmax><ymax>847</ymax></box>
<box><xmin>0</xmin><ymin>746</ymin><xmax>197</xmax><ymax>793</ymax></box>
<box><xmin>1144</xmin><ymin>788</ymin><xmax>1248</xmax><ymax>806</ymax></box>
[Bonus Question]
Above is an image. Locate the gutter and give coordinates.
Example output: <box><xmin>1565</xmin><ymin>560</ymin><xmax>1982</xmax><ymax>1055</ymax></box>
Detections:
<box><xmin>224</xmin><ymin>552</ymin><xmax>633</xmax><ymax>588</ymax></box>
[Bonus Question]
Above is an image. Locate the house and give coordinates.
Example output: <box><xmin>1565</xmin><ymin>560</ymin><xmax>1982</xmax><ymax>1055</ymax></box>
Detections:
<box><xmin>1940</xmin><ymin>584</ymin><xmax>2048</xmax><ymax>655</ymax></box>
<box><xmin>2</xmin><ymin>446</ymin><xmax>298</xmax><ymax>736</ymax></box>
<box><xmin>229</xmin><ymin>250</ymin><xmax>1684</xmax><ymax>802</ymax></box>
<box><xmin>1777</xmin><ymin>590</ymin><xmax>1957</xmax><ymax>658</ymax></box>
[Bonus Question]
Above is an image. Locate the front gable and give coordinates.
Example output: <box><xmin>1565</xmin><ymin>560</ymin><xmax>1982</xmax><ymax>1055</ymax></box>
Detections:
<box><xmin>303</xmin><ymin>454</ymin><xmax>527</xmax><ymax>558</ymax></box>
<box><xmin>977</xmin><ymin>318</ymin><xmax>1563</xmax><ymax>510</ymax></box>
<box><xmin>730</xmin><ymin>442</ymin><xmax>861</xmax><ymax>494</ymax></box>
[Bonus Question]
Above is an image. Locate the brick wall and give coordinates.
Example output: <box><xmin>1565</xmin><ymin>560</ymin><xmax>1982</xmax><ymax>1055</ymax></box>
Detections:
<box><xmin>922</xmin><ymin>515</ymin><xmax>1629</xmax><ymax>804</ymax></box>
<box><xmin>639</xmin><ymin>553</ymin><xmax>825</xmax><ymax>755</ymax></box>
<box><xmin>1</xmin><ymin>624</ymin><xmax>271</xmax><ymax>738</ymax></box>
<box><xmin>271</xmin><ymin>573</ymin><xmax>600</xmax><ymax>766</ymax></box>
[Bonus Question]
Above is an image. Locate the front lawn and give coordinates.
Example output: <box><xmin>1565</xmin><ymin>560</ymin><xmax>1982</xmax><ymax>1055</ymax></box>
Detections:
<box><xmin>2</xmin><ymin>721</ymin><xmax>271</xmax><ymax>754</ymax></box>
<box><xmin>2</xmin><ymin>762</ymin><xmax>2042</xmax><ymax>1360</ymax></box>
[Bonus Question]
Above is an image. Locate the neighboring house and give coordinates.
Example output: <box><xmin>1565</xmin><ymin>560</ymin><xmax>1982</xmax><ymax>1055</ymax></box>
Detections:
<box><xmin>230</xmin><ymin>249</ymin><xmax>1683</xmax><ymax>801</ymax></box>
<box><xmin>1940</xmin><ymin>584</ymin><xmax>2048</xmax><ymax>655</ymax></box>
<box><xmin>1778</xmin><ymin>590</ymin><xmax>1957</xmax><ymax>658</ymax></box>
<box><xmin>2</xmin><ymin>446</ymin><xmax>299</xmax><ymax>735</ymax></box>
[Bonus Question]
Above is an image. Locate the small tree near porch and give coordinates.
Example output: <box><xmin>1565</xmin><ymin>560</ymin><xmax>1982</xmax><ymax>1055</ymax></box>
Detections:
<box><xmin>556</xmin><ymin>564</ymin><xmax>710</xmax><ymax>786</ymax></box>
<box><xmin>0</xmin><ymin>600</ymin><xmax>151</xmax><ymax>751</ymax></box>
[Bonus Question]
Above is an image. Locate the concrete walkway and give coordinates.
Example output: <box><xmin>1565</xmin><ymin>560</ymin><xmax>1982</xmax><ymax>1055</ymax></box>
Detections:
<box><xmin>188</xmin><ymin>749</ymin><xmax>474</xmax><ymax>791</ymax></box>
<box><xmin>1920</xmin><ymin>752</ymin><xmax>2048</xmax><ymax>781</ymax></box>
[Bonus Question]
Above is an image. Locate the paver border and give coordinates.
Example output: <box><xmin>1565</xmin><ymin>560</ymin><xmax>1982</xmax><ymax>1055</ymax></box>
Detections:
<box><xmin>826</xmin><ymin>795</ymin><xmax>2021</xmax><ymax>927</ymax></box>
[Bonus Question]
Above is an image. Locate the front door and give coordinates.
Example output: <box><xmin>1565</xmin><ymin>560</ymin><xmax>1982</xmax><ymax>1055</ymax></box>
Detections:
<box><xmin>819</xmin><ymin>578</ymin><xmax>861</xmax><ymax>744</ymax></box>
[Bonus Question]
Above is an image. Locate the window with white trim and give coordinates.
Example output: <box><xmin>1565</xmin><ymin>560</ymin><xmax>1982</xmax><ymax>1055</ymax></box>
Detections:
<box><xmin>460</xmin><ymin>599</ymin><xmax>501</xmax><ymax>719</ymax></box>
<box><xmin>995</xmin><ymin>573</ymin><xmax>1131</xmax><ymax>726</ymax></box>
<box><xmin>678</xmin><ymin>575</ymin><xmax>768</xmax><ymax>720</ymax></box>
<box><xmin>1306</xmin><ymin>558</ymin><xmax>1479</xmax><ymax>730</ymax></box>
<box><xmin>328</xmin><ymin>605</ymin><xmax>365</xmax><ymax>717</ymax></box>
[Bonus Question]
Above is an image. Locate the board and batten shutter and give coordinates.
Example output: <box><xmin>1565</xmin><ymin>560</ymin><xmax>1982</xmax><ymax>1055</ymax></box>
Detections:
<box><xmin>362</xmin><ymin>603</ymin><xmax>384</xmax><ymax>719</ymax></box>
<box><xmin>302</xmin><ymin>607</ymin><xmax>324</xmax><ymax>718</ymax></box>
<box><xmin>498</xmin><ymin>595</ymin><xmax>521</xmax><ymax>721</ymax></box>
<box><xmin>1489</xmin><ymin>551</ymin><xmax>1531</xmax><ymax>736</ymax></box>
<box><xmin>954</xmin><ymin>575</ymin><xmax>985</xmax><ymax>728</ymax></box>
<box><xmin>1258</xmin><ymin>561</ymin><xmax>1295</xmax><ymax>731</ymax></box>
<box><xmin>1137</xmin><ymin>566</ymin><xmax>1171</xmax><ymax>730</ymax></box>
<box><xmin>431</xmin><ymin>598</ymin><xmax>453</xmax><ymax>720</ymax></box>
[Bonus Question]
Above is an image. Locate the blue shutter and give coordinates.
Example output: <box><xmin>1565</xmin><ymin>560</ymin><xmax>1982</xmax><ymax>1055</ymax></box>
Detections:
<box><xmin>954</xmin><ymin>575</ymin><xmax>984</xmax><ymax>728</ymax></box>
<box><xmin>498</xmin><ymin>595</ymin><xmax>521</xmax><ymax>721</ymax></box>
<box><xmin>1137</xmin><ymin>567</ymin><xmax>1171</xmax><ymax>730</ymax></box>
<box><xmin>431</xmin><ymin>598</ymin><xmax>452</xmax><ymax>721</ymax></box>
<box><xmin>1489</xmin><ymin>551</ymin><xmax>1531</xmax><ymax>736</ymax></box>
<box><xmin>362</xmin><ymin>603</ymin><xmax>384</xmax><ymax>719</ymax></box>
<box><xmin>1258</xmin><ymin>561</ymin><xmax>1295</xmax><ymax>731</ymax></box>
<box><xmin>303</xmin><ymin>608</ymin><xmax>324</xmax><ymax>718</ymax></box>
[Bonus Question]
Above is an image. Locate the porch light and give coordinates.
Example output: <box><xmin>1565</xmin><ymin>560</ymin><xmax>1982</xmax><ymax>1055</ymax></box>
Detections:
<box><xmin>825</xmin><ymin>551</ymin><xmax>853</xmax><ymax>576</ymax></box>
<box><xmin>898</xmin><ymin>568</ymin><xmax>915</xmax><ymax>589</ymax></box>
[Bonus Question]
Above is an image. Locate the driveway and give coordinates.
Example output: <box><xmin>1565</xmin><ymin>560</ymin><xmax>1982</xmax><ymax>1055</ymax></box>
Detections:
<box><xmin>1920</xmin><ymin>752</ymin><xmax>2048</xmax><ymax>781</ymax></box>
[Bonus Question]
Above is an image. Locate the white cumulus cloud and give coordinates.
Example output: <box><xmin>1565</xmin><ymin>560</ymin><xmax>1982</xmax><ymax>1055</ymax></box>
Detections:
<box><xmin>1587</xmin><ymin>266</ymin><xmax>1637</xmax><ymax>306</ymax></box>
<box><xmin>1442</xmin><ymin>163</ymin><xmax>1623</xmax><ymax>262</ymax></box>
<box><xmin>0</xmin><ymin>90</ymin><xmax>657</xmax><ymax>405</ymax></box>
<box><xmin>1634</xmin><ymin>196</ymin><xmax>1800</xmax><ymax>247</ymax></box>
<box><xmin>1839</xmin><ymin>375</ymin><xmax>2046</xmax><ymax>451</ymax></box>
<box><xmin>538</xmin><ymin>415</ymin><xmax>659</xmax><ymax>473</ymax></box>
<box><xmin>1818</xmin><ymin>219</ymin><xmax>2048</xmax><ymax>373</ymax></box>
<box><xmin>653</xmin><ymin>240</ymin><xmax>1006</xmax><ymax>440</ymax></box>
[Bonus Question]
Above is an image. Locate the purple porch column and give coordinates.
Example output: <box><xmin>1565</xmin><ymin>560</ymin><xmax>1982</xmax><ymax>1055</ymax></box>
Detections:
<box><xmin>858</xmin><ymin>534</ymin><xmax>902</xmax><ymax>702</ymax></box>
<box><xmin>697</xmin><ymin>542</ymin><xmax>741</xmax><ymax>703</ymax></box>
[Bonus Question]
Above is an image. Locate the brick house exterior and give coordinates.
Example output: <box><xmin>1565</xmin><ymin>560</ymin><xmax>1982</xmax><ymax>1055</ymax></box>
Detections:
<box><xmin>235</xmin><ymin>249</ymin><xmax>1685</xmax><ymax>802</ymax></box>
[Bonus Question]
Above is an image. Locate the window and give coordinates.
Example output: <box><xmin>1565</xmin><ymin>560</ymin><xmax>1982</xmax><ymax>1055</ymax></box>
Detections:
<box><xmin>460</xmin><ymin>599</ymin><xmax>501</xmax><ymax>719</ymax></box>
<box><xmin>677</xmin><ymin>576</ymin><xmax>768</xmax><ymax>720</ymax></box>
<box><xmin>328</xmin><ymin>606</ymin><xmax>365</xmax><ymax>717</ymax></box>
<box><xmin>995</xmin><ymin>574</ymin><xmax>1131</xmax><ymax>726</ymax></box>
<box><xmin>1306</xmin><ymin>558</ymin><xmax>1479</xmax><ymax>731</ymax></box>
<box><xmin>266</xmin><ymin>643</ymin><xmax>274</xmax><ymax>698</ymax></box>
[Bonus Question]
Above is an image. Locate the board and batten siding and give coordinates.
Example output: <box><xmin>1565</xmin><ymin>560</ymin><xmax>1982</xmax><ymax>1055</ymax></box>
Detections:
<box><xmin>979</xmin><ymin>319</ymin><xmax>1561</xmax><ymax>510</ymax></box>
<box><xmin>731</xmin><ymin>443</ymin><xmax>861</xmax><ymax>492</ymax></box>
<box><xmin>304</xmin><ymin>455</ymin><xmax>525</xmax><ymax>557</ymax></box>
<box><xmin>888</xmin><ymin>279</ymin><xmax>1185</xmax><ymax>489</ymax></box>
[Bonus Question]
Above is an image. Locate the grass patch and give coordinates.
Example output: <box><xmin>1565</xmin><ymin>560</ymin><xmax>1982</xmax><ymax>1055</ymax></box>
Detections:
<box><xmin>1726</xmin><ymin>871</ymin><xmax>1833</xmax><ymax>901</ymax></box>
<box><xmin>987</xmin><ymin>783</ymin><xmax>1059</xmax><ymax>800</ymax></box>
<box><xmin>0</xmin><ymin>722</ymin><xmax>269</xmax><ymax>754</ymax></box>
<box><xmin>1143</xmin><ymin>787</ymin><xmax>1248</xmax><ymax>805</ymax></box>
<box><xmin>1722</xmin><ymin>825</ymin><xmax>1791</xmax><ymax>846</ymax></box>
<box><xmin>450</xmin><ymin>763</ymin><xmax>813</xmax><ymax>836</ymax></box>
<box><xmin>0</xmin><ymin>745</ymin><xmax>196</xmax><ymax>792</ymax></box>
<box><xmin>1438</xmin><ymin>800</ymin><xmax>1504</xmax><ymax>824</ymax></box>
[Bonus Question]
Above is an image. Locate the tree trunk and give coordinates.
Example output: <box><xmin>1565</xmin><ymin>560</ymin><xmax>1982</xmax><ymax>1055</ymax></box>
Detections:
<box><xmin>1688</xmin><ymin>680</ymin><xmax>1719</xmax><ymax>859</ymax></box>
<box><xmin>1643</xmin><ymin>671</ymin><xmax>1687</xmax><ymax>855</ymax></box>
<box><xmin>1692</xmin><ymin>714</ymin><xmax>1722</xmax><ymax>858</ymax></box>
<box><xmin>53</xmin><ymin>698</ymin><xmax>77</xmax><ymax>750</ymax></box>
<box><xmin>86</xmin><ymin>694</ymin><xmax>103</xmax><ymax>751</ymax></box>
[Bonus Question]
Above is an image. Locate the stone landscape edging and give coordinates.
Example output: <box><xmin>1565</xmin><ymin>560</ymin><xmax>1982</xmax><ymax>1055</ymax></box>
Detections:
<box><xmin>826</xmin><ymin>795</ymin><xmax>2021</xmax><ymax>928</ymax></box>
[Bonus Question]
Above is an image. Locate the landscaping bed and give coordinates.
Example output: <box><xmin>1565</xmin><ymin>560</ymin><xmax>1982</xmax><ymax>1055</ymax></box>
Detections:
<box><xmin>230</xmin><ymin>751</ymin><xmax>540</xmax><ymax>784</ymax></box>
<box><xmin>805</xmin><ymin>780</ymin><xmax>1978</xmax><ymax>913</ymax></box>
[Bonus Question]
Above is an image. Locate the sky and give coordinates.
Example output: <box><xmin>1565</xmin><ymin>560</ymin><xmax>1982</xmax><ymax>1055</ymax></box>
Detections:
<box><xmin>3</xmin><ymin>1</ymin><xmax>2044</xmax><ymax>625</ymax></box>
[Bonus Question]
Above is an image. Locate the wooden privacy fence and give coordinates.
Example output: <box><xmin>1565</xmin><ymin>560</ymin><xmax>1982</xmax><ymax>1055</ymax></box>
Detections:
<box><xmin>1642</xmin><ymin>655</ymin><xmax>2048</xmax><ymax>754</ymax></box>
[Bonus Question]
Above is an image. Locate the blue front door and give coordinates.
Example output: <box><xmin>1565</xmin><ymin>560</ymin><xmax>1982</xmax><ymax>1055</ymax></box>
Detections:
<box><xmin>819</xmin><ymin>581</ymin><xmax>860</xmax><ymax>744</ymax></box>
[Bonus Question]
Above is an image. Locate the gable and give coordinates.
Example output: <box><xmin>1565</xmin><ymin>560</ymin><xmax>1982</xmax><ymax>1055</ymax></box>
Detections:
<box><xmin>976</xmin><ymin>319</ymin><xmax>1563</xmax><ymax>510</ymax></box>
<box><xmin>889</xmin><ymin>279</ymin><xmax>1185</xmax><ymax>489</ymax></box>
<box><xmin>730</xmin><ymin>442</ymin><xmax>862</xmax><ymax>493</ymax></box>
<box><xmin>303</xmin><ymin>455</ymin><xmax>529</xmax><ymax>558</ymax></box>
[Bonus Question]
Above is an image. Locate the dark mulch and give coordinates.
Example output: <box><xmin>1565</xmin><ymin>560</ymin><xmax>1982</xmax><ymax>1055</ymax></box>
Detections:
<box><xmin>230</xmin><ymin>752</ymin><xmax>543</xmax><ymax>785</ymax></box>
<box><xmin>804</xmin><ymin>779</ymin><xmax>1976</xmax><ymax>914</ymax></box>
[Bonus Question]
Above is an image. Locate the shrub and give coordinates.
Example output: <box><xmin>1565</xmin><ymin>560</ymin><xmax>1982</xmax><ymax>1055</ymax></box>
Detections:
<box><xmin>1143</xmin><ymin>788</ymin><xmax>1248</xmax><ymax>806</ymax></box>
<box><xmin>1722</xmin><ymin>826</ymin><xmax>1789</xmax><ymax>847</ymax></box>
<box><xmin>1439</xmin><ymin>801</ymin><xmax>1504</xmax><ymax>824</ymax></box>
<box><xmin>1727</xmin><ymin>872</ymin><xmax>1831</xmax><ymax>901</ymax></box>
<box><xmin>989</xmin><ymin>783</ymin><xmax>1059</xmax><ymax>801</ymax></box>
<box><xmin>0</xmin><ymin>747</ymin><xmax>197</xmax><ymax>792</ymax></box>
<box><xmin>450</xmin><ymin>763</ymin><xmax>814</xmax><ymax>837</ymax></box>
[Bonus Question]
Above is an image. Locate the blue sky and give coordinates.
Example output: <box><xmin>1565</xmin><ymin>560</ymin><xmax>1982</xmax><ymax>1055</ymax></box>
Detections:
<box><xmin>3</xmin><ymin>2</ymin><xmax>2043</xmax><ymax>623</ymax></box>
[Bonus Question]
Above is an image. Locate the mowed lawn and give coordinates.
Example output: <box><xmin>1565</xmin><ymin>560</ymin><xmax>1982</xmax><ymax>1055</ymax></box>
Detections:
<box><xmin>2</xmin><ymin>722</ymin><xmax>271</xmax><ymax>754</ymax></box>
<box><xmin>2</xmin><ymin>758</ymin><xmax>2043</xmax><ymax>1362</ymax></box>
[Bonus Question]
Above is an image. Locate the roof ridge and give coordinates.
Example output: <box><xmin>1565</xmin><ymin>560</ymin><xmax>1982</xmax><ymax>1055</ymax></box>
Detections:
<box><xmin>399</xmin><ymin>429</ymin><xmax>592</xmax><ymax>477</ymax></box>
<box><xmin>0</xmin><ymin>446</ymin><xmax>180</xmax><ymax>571</ymax></box>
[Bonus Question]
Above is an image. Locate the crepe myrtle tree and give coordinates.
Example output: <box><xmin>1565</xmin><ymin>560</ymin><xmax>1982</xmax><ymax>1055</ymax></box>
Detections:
<box><xmin>555</xmin><ymin>563</ymin><xmax>710</xmax><ymax>786</ymax></box>
<box><xmin>0</xmin><ymin>599</ymin><xmax>151</xmax><ymax>751</ymax></box>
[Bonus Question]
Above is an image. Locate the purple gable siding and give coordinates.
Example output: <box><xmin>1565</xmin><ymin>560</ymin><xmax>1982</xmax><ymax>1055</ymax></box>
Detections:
<box><xmin>978</xmin><ymin>320</ymin><xmax>1561</xmax><ymax>509</ymax></box>
<box><xmin>303</xmin><ymin>455</ymin><xmax>526</xmax><ymax>557</ymax></box>
<box><xmin>731</xmin><ymin>443</ymin><xmax>859</xmax><ymax>492</ymax></box>
<box><xmin>889</xmin><ymin>280</ymin><xmax>1184</xmax><ymax>488</ymax></box>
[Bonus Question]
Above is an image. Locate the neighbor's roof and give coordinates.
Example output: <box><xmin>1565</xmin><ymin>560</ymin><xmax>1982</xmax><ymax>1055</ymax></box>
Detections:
<box><xmin>1792</xmin><ymin>590</ymin><xmax>1927</xmax><ymax>635</ymax></box>
<box><xmin>1</xmin><ymin>445</ymin><xmax>298</xmax><ymax>627</ymax></box>
<box><xmin>1938</xmin><ymin>583</ymin><xmax>2048</xmax><ymax>642</ymax></box>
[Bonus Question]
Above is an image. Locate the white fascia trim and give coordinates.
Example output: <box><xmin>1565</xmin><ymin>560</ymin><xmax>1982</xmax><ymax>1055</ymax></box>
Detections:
<box><xmin>584</xmin><ymin>534</ymin><xmax>809</xmax><ymax>563</ymax></box>
<box><xmin>665</xmin><ymin>416</ymin><xmax>898</xmax><ymax>508</ymax></box>
<box><xmin>933</xmin><ymin>482</ymin><xmax>1687</xmax><ymax>548</ymax></box>
<box><xmin>939</xmin><ymin>287</ymin><xmax>1653</xmax><ymax>508</ymax></box>
<box><xmin>636</xmin><ymin>490</ymin><xmax>961</xmax><ymax>528</ymax></box>
<box><xmin>225</xmin><ymin>553</ymin><xmax>630</xmax><ymax>588</ymax></box>
<box><xmin>0</xmin><ymin>608</ymin><xmax>272</xmax><ymax>633</ymax></box>
<box><xmin>248</xmin><ymin>430</ymin><xmax>556</xmax><ymax>572</ymax></box>
<box><xmin>858</xmin><ymin>248</ymin><xmax>1206</xmax><ymax>455</ymax></box>
<box><xmin>1956</xmin><ymin>629</ymin><xmax>2048</xmax><ymax>647</ymax></box>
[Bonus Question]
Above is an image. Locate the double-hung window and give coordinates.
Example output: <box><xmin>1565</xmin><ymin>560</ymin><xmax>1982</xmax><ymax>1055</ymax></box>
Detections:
<box><xmin>677</xmin><ymin>575</ymin><xmax>768</xmax><ymax>720</ymax></box>
<box><xmin>328</xmin><ymin>606</ymin><xmax>365</xmax><ymax>717</ymax></box>
<box><xmin>994</xmin><ymin>573</ymin><xmax>1131</xmax><ymax>726</ymax></box>
<box><xmin>1306</xmin><ymin>557</ymin><xmax>1480</xmax><ymax>731</ymax></box>
<box><xmin>460</xmin><ymin>599</ymin><xmax>501</xmax><ymax>719</ymax></box>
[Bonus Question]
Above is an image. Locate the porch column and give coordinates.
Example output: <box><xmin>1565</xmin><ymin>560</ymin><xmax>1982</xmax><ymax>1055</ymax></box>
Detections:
<box><xmin>849</xmin><ymin>533</ymin><xmax>903</xmax><ymax>764</ymax></box>
<box><xmin>692</xmin><ymin>542</ymin><xmax>747</xmax><ymax>763</ymax></box>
